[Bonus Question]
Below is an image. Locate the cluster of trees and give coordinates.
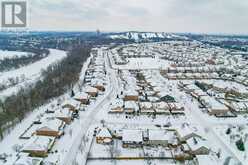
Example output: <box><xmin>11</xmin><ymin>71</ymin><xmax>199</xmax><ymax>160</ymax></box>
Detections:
<box><xmin>0</xmin><ymin>45</ymin><xmax>91</xmax><ymax>139</ymax></box>
<box><xmin>0</xmin><ymin>76</ymin><xmax>25</xmax><ymax>91</ymax></box>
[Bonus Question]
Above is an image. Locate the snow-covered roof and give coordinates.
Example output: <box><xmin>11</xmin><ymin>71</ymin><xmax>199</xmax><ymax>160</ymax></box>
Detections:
<box><xmin>111</xmin><ymin>99</ymin><xmax>124</xmax><ymax>108</ymax></box>
<box><xmin>37</xmin><ymin>118</ymin><xmax>63</xmax><ymax>132</ymax></box>
<box><xmin>84</xmin><ymin>86</ymin><xmax>98</xmax><ymax>93</ymax></box>
<box><xmin>91</xmin><ymin>79</ymin><xmax>104</xmax><ymax>86</ymax></box>
<box><xmin>122</xmin><ymin>129</ymin><xmax>143</xmax><ymax>142</ymax></box>
<box><xmin>168</xmin><ymin>102</ymin><xmax>184</xmax><ymax>110</ymax></box>
<box><xmin>124</xmin><ymin>89</ymin><xmax>138</xmax><ymax>96</ymax></box>
<box><xmin>124</xmin><ymin>101</ymin><xmax>139</xmax><ymax>110</ymax></box>
<box><xmin>22</xmin><ymin>136</ymin><xmax>55</xmax><ymax>152</ymax></box>
<box><xmin>73</xmin><ymin>92</ymin><xmax>89</xmax><ymax>100</ymax></box>
<box><xmin>186</xmin><ymin>136</ymin><xmax>209</xmax><ymax>151</ymax></box>
<box><xmin>139</xmin><ymin>102</ymin><xmax>153</xmax><ymax>109</ymax></box>
<box><xmin>200</xmin><ymin>95</ymin><xmax>228</xmax><ymax>110</ymax></box>
<box><xmin>62</xmin><ymin>99</ymin><xmax>80</xmax><ymax>108</ymax></box>
<box><xmin>191</xmin><ymin>89</ymin><xmax>207</xmax><ymax>97</ymax></box>
<box><xmin>153</xmin><ymin>102</ymin><xmax>170</xmax><ymax>110</ymax></box>
<box><xmin>14</xmin><ymin>154</ymin><xmax>42</xmax><ymax>165</ymax></box>
<box><xmin>185</xmin><ymin>84</ymin><xmax>200</xmax><ymax>91</ymax></box>
<box><xmin>148</xmin><ymin>130</ymin><xmax>175</xmax><ymax>141</ymax></box>
<box><xmin>97</xmin><ymin>127</ymin><xmax>112</xmax><ymax>138</ymax></box>
<box><xmin>55</xmin><ymin>108</ymin><xmax>72</xmax><ymax>118</ymax></box>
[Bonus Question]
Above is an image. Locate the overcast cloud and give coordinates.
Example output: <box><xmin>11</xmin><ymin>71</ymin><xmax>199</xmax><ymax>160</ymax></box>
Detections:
<box><xmin>29</xmin><ymin>0</ymin><xmax>248</xmax><ymax>34</ymax></box>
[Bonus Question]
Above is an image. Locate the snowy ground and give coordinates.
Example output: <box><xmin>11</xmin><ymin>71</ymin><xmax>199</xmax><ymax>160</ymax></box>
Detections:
<box><xmin>0</xmin><ymin>50</ymin><xmax>34</xmax><ymax>60</ymax></box>
<box><xmin>0</xmin><ymin>49</ymin><xmax>67</xmax><ymax>99</ymax></box>
<box><xmin>214</xmin><ymin>125</ymin><xmax>248</xmax><ymax>161</ymax></box>
<box><xmin>87</xmin><ymin>159</ymin><xmax>178</xmax><ymax>165</ymax></box>
<box><xmin>110</xmin><ymin>57</ymin><xmax>171</xmax><ymax>70</ymax></box>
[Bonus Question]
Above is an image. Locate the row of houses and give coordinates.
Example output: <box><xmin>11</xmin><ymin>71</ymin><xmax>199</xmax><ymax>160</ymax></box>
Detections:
<box><xmin>17</xmin><ymin>106</ymin><xmax>72</xmax><ymax>161</ymax></box>
<box><xmin>165</xmin><ymin>72</ymin><xmax>220</xmax><ymax>80</ymax></box>
<box><xmin>109</xmin><ymin>49</ymin><xmax>128</xmax><ymax>65</ymax></box>
<box><xmin>157</xmin><ymin>41</ymin><xmax>248</xmax><ymax>87</ymax></box>
<box><xmin>165</xmin><ymin>66</ymin><xmax>220</xmax><ymax>74</ymax></box>
<box><xmin>194</xmin><ymin>81</ymin><xmax>248</xmax><ymax>114</ymax></box>
<box><xmin>84</xmin><ymin>49</ymin><xmax>106</xmax><ymax>92</ymax></box>
<box><xmin>95</xmin><ymin>127</ymin><xmax>210</xmax><ymax>160</ymax></box>
<box><xmin>179</xmin><ymin>82</ymin><xmax>231</xmax><ymax>116</ymax></box>
<box><xmin>157</xmin><ymin>41</ymin><xmax>224</xmax><ymax>66</ymax></box>
<box><xmin>220</xmin><ymin>74</ymin><xmax>248</xmax><ymax>87</ymax></box>
<box><xmin>109</xmin><ymin>99</ymin><xmax>184</xmax><ymax>115</ymax></box>
<box><xmin>110</xmin><ymin>44</ymin><xmax>146</xmax><ymax>65</ymax></box>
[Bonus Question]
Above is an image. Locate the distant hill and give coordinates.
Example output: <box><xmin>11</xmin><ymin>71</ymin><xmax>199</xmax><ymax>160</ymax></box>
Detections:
<box><xmin>104</xmin><ymin>31</ymin><xmax>188</xmax><ymax>41</ymax></box>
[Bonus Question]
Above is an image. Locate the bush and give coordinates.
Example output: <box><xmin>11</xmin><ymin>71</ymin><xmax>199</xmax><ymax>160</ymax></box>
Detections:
<box><xmin>226</xmin><ymin>128</ymin><xmax>231</xmax><ymax>135</ymax></box>
<box><xmin>236</xmin><ymin>138</ymin><xmax>245</xmax><ymax>151</ymax></box>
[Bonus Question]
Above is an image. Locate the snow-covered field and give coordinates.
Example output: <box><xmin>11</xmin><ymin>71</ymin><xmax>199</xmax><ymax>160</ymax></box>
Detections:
<box><xmin>0</xmin><ymin>50</ymin><xmax>34</xmax><ymax>60</ymax></box>
<box><xmin>111</xmin><ymin>57</ymin><xmax>170</xmax><ymax>70</ymax></box>
<box><xmin>0</xmin><ymin>49</ymin><xmax>67</xmax><ymax>99</ymax></box>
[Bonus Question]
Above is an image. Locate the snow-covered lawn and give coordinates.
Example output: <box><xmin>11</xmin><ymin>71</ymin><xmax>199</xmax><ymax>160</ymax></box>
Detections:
<box><xmin>214</xmin><ymin>125</ymin><xmax>248</xmax><ymax>161</ymax></box>
<box><xmin>87</xmin><ymin>159</ymin><xmax>177</xmax><ymax>165</ymax></box>
<box><xmin>0</xmin><ymin>49</ymin><xmax>67</xmax><ymax>99</ymax></box>
<box><xmin>89</xmin><ymin>138</ymin><xmax>143</xmax><ymax>158</ymax></box>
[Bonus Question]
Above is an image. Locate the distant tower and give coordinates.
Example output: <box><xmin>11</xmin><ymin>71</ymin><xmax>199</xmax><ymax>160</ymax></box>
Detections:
<box><xmin>96</xmin><ymin>29</ymin><xmax>101</xmax><ymax>37</ymax></box>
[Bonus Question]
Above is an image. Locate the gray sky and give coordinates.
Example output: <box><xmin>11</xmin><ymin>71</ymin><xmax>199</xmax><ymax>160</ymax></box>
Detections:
<box><xmin>29</xmin><ymin>0</ymin><xmax>248</xmax><ymax>34</ymax></box>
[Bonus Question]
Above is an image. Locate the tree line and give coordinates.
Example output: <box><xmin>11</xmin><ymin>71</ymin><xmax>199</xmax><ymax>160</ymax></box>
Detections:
<box><xmin>0</xmin><ymin>51</ymin><xmax>49</xmax><ymax>72</ymax></box>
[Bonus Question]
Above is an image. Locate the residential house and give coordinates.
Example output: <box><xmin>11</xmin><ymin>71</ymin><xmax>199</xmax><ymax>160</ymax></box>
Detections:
<box><xmin>22</xmin><ymin>136</ymin><xmax>55</xmax><ymax>157</ymax></box>
<box><xmin>153</xmin><ymin>102</ymin><xmax>170</xmax><ymax>114</ymax></box>
<box><xmin>91</xmin><ymin>79</ymin><xmax>105</xmax><ymax>91</ymax></box>
<box><xmin>124</xmin><ymin>89</ymin><xmax>139</xmax><ymax>101</ymax></box>
<box><xmin>122</xmin><ymin>129</ymin><xmax>143</xmax><ymax>148</ymax></box>
<box><xmin>36</xmin><ymin>118</ymin><xmax>64</xmax><ymax>137</ymax></box>
<box><xmin>124</xmin><ymin>101</ymin><xmax>139</xmax><ymax>114</ymax></box>
<box><xmin>62</xmin><ymin>99</ymin><xmax>80</xmax><ymax>112</ymax></box>
<box><xmin>199</xmin><ymin>95</ymin><xmax>229</xmax><ymax>115</ymax></box>
<box><xmin>84</xmin><ymin>86</ymin><xmax>99</xmax><ymax>97</ymax></box>
<box><xmin>139</xmin><ymin>102</ymin><xmax>154</xmax><ymax>114</ymax></box>
<box><xmin>96</xmin><ymin>127</ymin><xmax>112</xmax><ymax>144</ymax></box>
<box><xmin>73</xmin><ymin>92</ymin><xmax>90</xmax><ymax>105</ymax></box>
<box><xmin>168</xmin><ymin>102</ymin><xmax>185</xmax><ymax>114</ymax></box>
<box><xmin>55</xmin><ymin>108</ymin><xmax>72</xmax><ymax>124</ymax></box>
<box><xmin>146</xmin><ymin>129</ymin><xmax>177</xmax><ymax>146</ymax></box>
<box><xmin>109</xmin><ymin>99</ymin><xmax>124</xmax><ymax>113</ymax></box>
